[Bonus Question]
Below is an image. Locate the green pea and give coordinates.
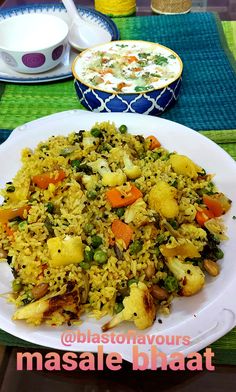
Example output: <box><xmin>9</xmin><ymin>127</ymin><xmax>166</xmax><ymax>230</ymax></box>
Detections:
<box><xmin>214</xmin><ymin>247</ymin><xmax>224</xmax><ymax>260</ymax></box>
<box><xmin>93</xmin><ymin>249</ymin><xmax>108</xmax><ymax>264</ymax></box>
<box><xmin>119</xmin><ymin>124</ymin><xmax>127</xmax><ymax>134</ymax></box>
<box><xmin>71</xmin><ymin>159</ymin><xmax>81</xmax><ymax>170</ymax></box>
<box><xmin>116</xmin><ymin>207</ymin><xmax>125</xmax><ymax>218</ymax></box>
<box><xmin>91</xmin><ymin>235</ymin><xmax>103</xmax><ymax>248</ymax></box>
<box><xmin>168</xmin><ymin>219</ymin><xmax>179</xmax><ymax>230</ymax></box>
<box><xmin>86</xmin><ymin>190</ymin><xmax>97</xmax><ymax>200</ymax></box>
<box><xmin>12</xmin><ymin>279</ymin><xmax>22</xmax><ymax>292</ymax></box>
<box><xmin>18</xmin><ymin>221</ymin><xmax>27</xmax><ymax>231</ymax></box>
<box><xmin>128</xmin><ymin>278</ymin><xmax>139</xmax><ymax>287</ymax></box>
<box><xmin>164</xmin><ymin>276</ymin><xmax>179</xmax><ymax>293</ymax></box>
<box><xmin>80</xmin><ymin>262</ymin><xmax>90</xmax><ymax>270</ymax></box>
<box><xmin>84</xmin><ymin>223</ymin><xmax>94</xmax><ymax>234</ymax></box>
<box><xmin>129</xmin><ymin>240</ymin><xmax>143</xmax><ymax>255</ymax></box>
<box><xmin>91</xmin><ymin>128</ymin><xmax>102</xmax><ymax>137</ymax></box>
<box><xmin>45</xmin><ymin>202</ymin><xmax>54</xmax><ymax>213</ymax></box>
<box><xmin>84</xmin><ymin>247</ymin><xmax>94</xmax><ymax>263</ymax></box>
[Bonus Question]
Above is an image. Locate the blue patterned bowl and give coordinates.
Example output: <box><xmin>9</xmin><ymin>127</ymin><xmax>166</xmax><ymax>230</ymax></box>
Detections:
<box><xmin>72</xmin><ymin>40</ymin><xmax>183</xmax><ymax>115</ymax></box>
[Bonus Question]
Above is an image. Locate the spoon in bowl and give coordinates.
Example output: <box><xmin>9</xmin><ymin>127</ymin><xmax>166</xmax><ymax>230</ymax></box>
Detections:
<box><xmin>61</xmin><ymin>0</ymin><xmax>112</xmax><ymax>51</ymax></box>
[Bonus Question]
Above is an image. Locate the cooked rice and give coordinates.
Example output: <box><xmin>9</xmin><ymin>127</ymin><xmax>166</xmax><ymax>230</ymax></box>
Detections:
<box><xmin>0</xmin><ymin>121</ymin><xmax>229</xmax><ymax>327</ymax></box>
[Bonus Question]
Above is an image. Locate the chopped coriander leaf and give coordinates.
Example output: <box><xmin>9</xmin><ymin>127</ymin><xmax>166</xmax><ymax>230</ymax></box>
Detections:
<box><xmin>115</xmin><ymin>303</ymin><xmax>124</xmax><ymax>313</ymax></box>
<box><xmin>45</xmin><ymin>202</ymin><xmax>54</xmax><ymax>214</ymax></box>
<box><xmin>154</xmin><ymin>55</ymin><xmax>168</xmax><ymax>66</ymax></box>
<box><xmin>6</xmin><ymin>185</ymin><xmax>15</xmax><ymax>193</ymax></box>
<box><xmin>134</xmin><ymin>85</ymin><xmax>154</xmax><ymax>92</ymax></box>
<box><xmin>71</xmin><ymin>159</ymin><xmax>81</xmax><ymax>170</ymax></box>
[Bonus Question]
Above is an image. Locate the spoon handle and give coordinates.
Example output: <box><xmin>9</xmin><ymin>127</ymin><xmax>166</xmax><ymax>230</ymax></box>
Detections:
<box><xmin>61</xmin><ymin>0</ymin><xmax>81</xmax><ymax>21</ymax></box>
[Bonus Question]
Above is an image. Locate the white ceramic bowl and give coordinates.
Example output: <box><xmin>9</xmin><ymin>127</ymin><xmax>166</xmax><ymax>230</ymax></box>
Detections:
<box><xmin>0</xmin><ymin>13</ymin><xmax>69</xmax><ymax>73</ymax></box>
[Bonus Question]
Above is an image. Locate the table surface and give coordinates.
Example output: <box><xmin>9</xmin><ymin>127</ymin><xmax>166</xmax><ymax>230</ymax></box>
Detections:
<box><xmin>0</xmin><ymin>0</ymin><xmax>236</xmax><ymax>390</ymax></box>
<box><xmin>0</xmin><ymin>0</ymin><xmax>236</xmax><ymax>20</ymax></box>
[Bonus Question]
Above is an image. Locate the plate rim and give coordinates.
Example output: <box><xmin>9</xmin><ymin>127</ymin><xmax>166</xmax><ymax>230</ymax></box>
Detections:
<box><xmin>0</xmin><ymin>3</ymin><xmax>120</xmax><ymax>84</ymax></box>
<box><xmin>0</xmin><ymin>110</ymin><xmax>236</xmax><ymax>364</ymax></box>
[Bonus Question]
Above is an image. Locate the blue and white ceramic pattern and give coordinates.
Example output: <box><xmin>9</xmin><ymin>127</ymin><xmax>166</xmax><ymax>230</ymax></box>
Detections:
<box><xmin>74</xmin><ymin>77</ymin><xmax>182</xmax><ymax>115</ymax></box>
<box><xmin>0</xmin><ymin>4</ymin><xmax>119</xmax><ymax>83</ymax></box>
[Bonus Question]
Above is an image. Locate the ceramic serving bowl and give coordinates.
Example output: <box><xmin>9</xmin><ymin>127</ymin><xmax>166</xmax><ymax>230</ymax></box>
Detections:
<box><xmin>0</xmin><ymin>13</ymin><xmax>69</xmax><ymax>73</ymax></box>
<box><xmin>72</xmin><ymin>40</ymin><xmax>183</xmax><ymax>115</ymax></box>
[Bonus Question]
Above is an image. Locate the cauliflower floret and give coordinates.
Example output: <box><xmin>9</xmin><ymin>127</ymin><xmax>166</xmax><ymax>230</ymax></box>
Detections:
<box><xmin>178</xmin><ymin>223</ymin><xmax>208</xmax><ymax>251</ymax></box>
<box><xmin>204</xmin><ymin>217</ymin><xmax>228</xmax><ymax>241</ymax></box>
<box><xmin>89</xmin><ymin>158</ymin><xmax>126</xmax><ymax>187</ymax></box>
<box><xmin>82</xmin><ymin>174</ymin><xmax>99</xmax><ymax>190</ymax></box>
<box><xmin>123</xmin><ymin>153</ymin><xmax>142</xmax><ymax>179</ymax></box>
<box><xmin>166</xmin><ymin>257</ymin><xmax>205</xmax><ymax>296</ymax></box>
<box><xmin>124</xmin><ymin>198</ymin><xmax>153</xmax><ymax>227</ymax></box>
<box><xmin>108</xmin><ymin>149</ymin><xmax>141</xmax><ymax>180</ymax></box>
<box><xmin>82</xmin><ymin>134</ymin><xmax>99</xmax><ymax>150</ymax></box>
<box><xmin>13</xmin><ymin>290</ymin><xmax>79</xmax><ymax>325</ymax></box>
<box><xmin>148</xmin><ymin>181</ymin><xmax>179</xmax><ymax>218</ymax></box>
<box><xmin>169</xmin><ymin>154</ymin><xmax>201</xmax><ymax>179</ymax></box>
<box><xmin>102</xmin><ymin>282</ymin><xmax>156</xmax><ymax>331</ymax></box>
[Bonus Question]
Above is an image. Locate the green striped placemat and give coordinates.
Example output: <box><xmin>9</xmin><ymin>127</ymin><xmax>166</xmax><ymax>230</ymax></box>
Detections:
<box><xmin>0</xmin><ymin>13</ymin><xmax>236</xmax><ymax>131</ymax></box>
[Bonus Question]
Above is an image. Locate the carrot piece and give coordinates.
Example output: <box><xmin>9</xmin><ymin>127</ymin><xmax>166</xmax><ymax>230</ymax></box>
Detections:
<box><xmin>125</xmin><ymin>56</ymin><xmax>138</xmax><ymax>63</ymax></box>
<box><xmin>3</xmin><ymin>223</ymin><xmax>14</xmax><ymax>237</ymax></box>
<box><xmin>195</xmin><ymin>208</ymin><xmax>214</xmax><ymax>227</ymax></box>
<box><xmin>146</xmin><ymin>135</ymin><xmax>161</xmax><ymax>150</ymax></box>
<box><xmin>0</xmin><ymin>205</ymin><xmax>31</xmax><ymax>224</ymax></box>
<box><xmin>203</xmin><ymin>194</ymin><xmax>228</xmax><ymax>217</ymax></box>
<box><xmin>111</xmin><ymin>219</ymin><xmax>133</xmax><ymax>248</ymax></box>
<box><xmin>32</xmin><ymin>170</ymin><xmax>66</xmax><ymax>190</ymax></box>
<box><xmin>116</xmin><ymin>82</ymin><xmax>131</xmax><ymax>92</ymax></box>
<box><xmin>106</xmin><ymin>184</ymin><xmax>143</xmax><ymax>208</ymax></box>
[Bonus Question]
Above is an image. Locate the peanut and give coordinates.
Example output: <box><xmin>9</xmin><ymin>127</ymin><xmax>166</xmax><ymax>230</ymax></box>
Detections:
<box><xmin>203</xmin><ymin>259</ymin><xmax>220</xmax><ymax>277</ymax></box>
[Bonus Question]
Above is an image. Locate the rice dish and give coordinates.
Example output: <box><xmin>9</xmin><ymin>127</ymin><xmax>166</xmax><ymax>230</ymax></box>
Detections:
<box><xmin>0</xmin><ymin>122</ymin><xmax>231</xmax><ymax>329</ymax></box>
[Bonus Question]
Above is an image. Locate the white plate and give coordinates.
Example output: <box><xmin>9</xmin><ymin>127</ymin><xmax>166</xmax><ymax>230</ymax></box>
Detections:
<box><xmin>0</xmin><ymin>110</ymin><xmax>236</xmax><ymax>365</ymax></box>
<box><xmin>0</xmin><ymin>4</ymin><xmax>119</xmax><ymax>84</ymax></box>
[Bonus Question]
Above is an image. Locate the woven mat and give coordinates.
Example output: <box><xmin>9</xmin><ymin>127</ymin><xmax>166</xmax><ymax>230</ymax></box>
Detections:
<box><xmin>0</xmin><ymin>12</ymin><xmax>236</xmax><ymax>365</ymax></box>
<box><xmin>0</xmin><ymin>12</ymin><xmax>236</xmax><ymax>131</ymax></box>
